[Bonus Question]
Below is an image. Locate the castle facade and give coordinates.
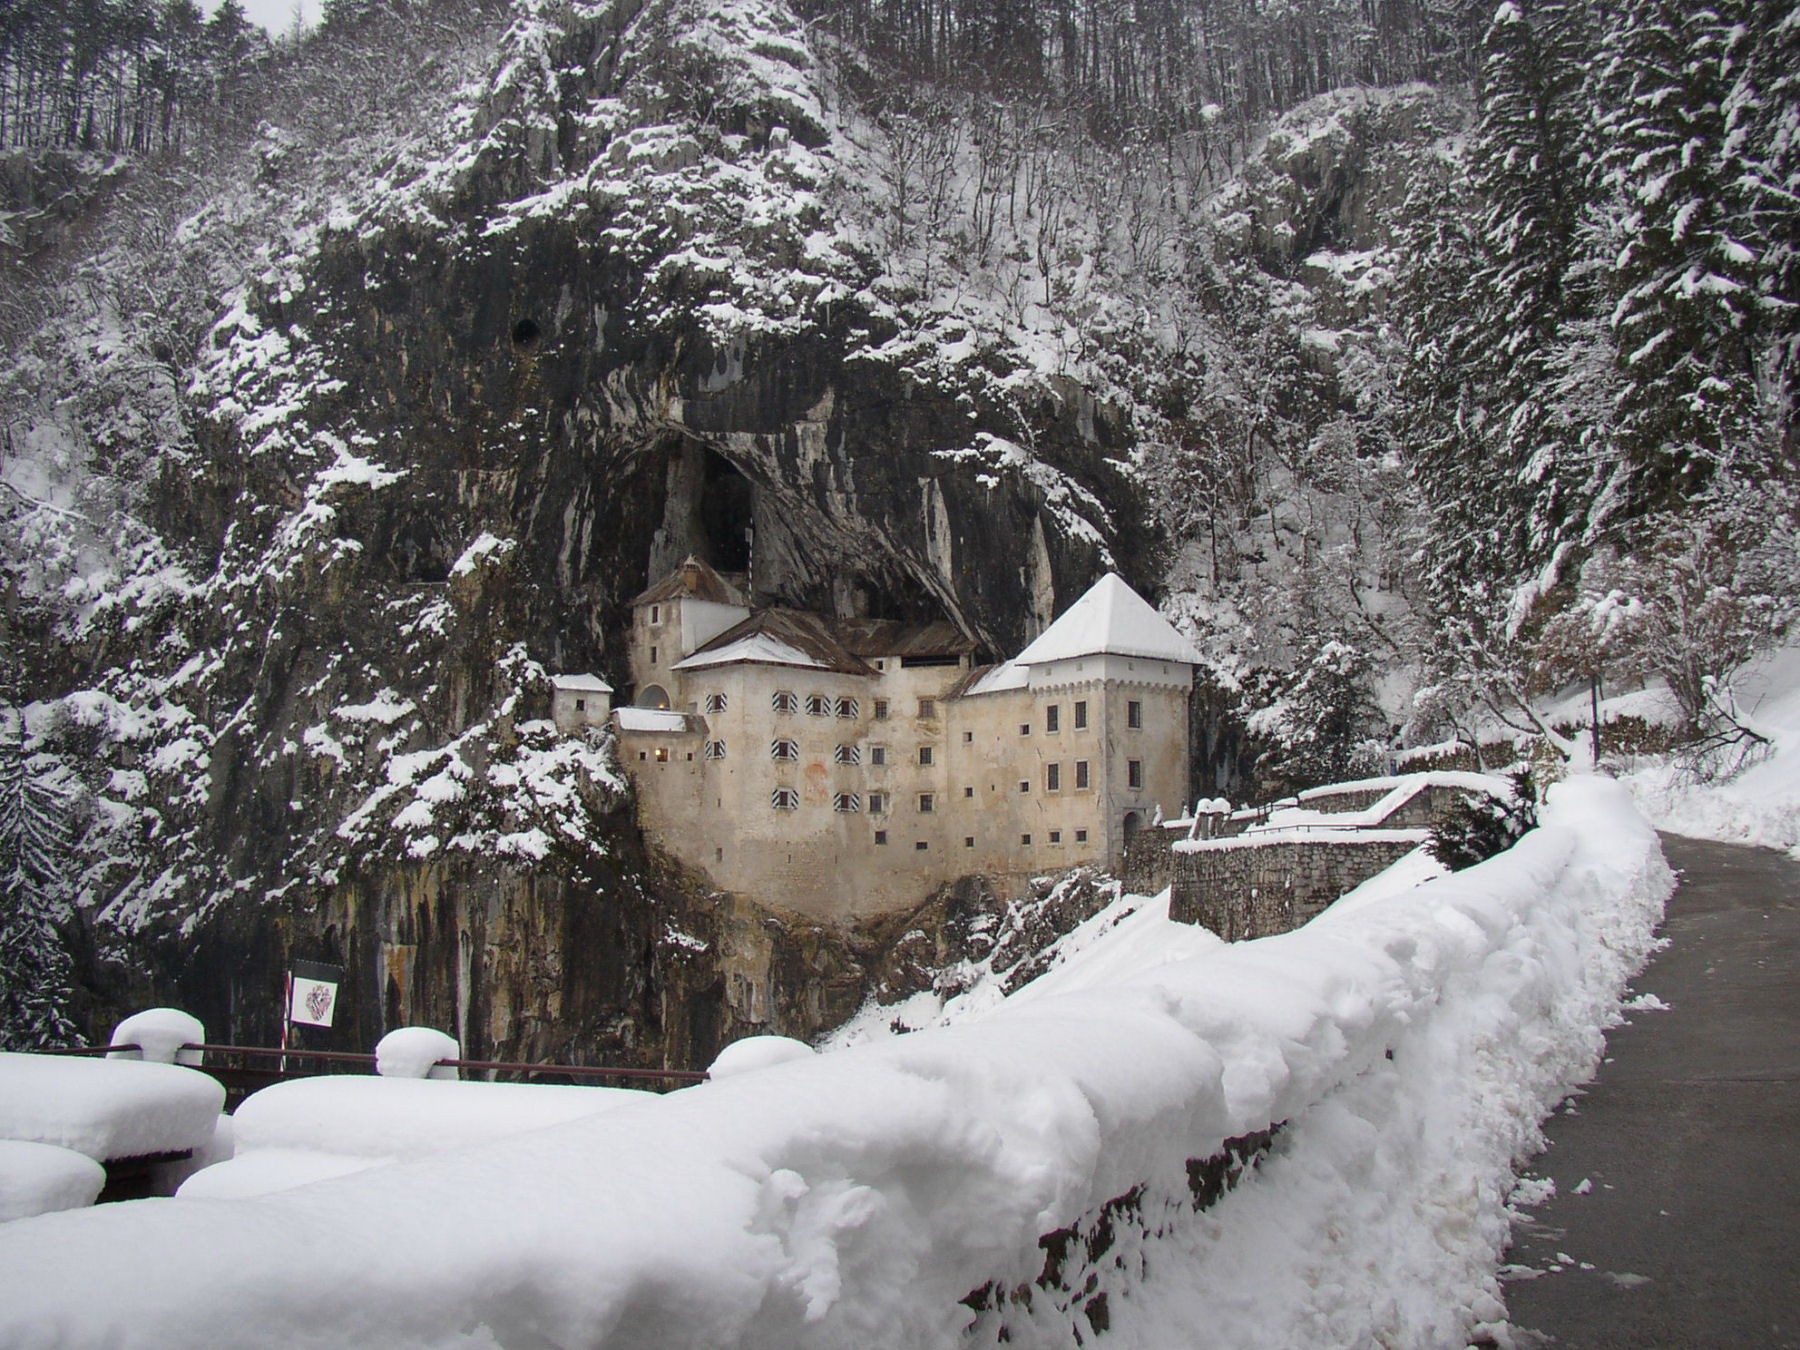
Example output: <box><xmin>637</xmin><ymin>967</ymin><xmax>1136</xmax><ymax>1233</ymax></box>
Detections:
<box><xmin>606</xmin><ymin>559</ymin><xmax>1200</xmax><ymax>919</ymax></box>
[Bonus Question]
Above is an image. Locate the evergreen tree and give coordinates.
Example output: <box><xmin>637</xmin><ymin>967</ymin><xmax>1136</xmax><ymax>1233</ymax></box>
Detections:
<box><xmin>1597</xmin><ymin>0</ymin><xmax>1762</xmax><ymax>501</ymax></box>
<box><xmin>0</xmin><ymin>706</ymin><xmax>81</xmax><ymax>1051</ymax></box>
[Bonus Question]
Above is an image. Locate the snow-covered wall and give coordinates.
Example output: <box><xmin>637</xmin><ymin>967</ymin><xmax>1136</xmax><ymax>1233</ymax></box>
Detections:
<box><xmin>0</xmin><ymin>778</ymin><xmax>1670</xmax><ymax>1348</ymax></box>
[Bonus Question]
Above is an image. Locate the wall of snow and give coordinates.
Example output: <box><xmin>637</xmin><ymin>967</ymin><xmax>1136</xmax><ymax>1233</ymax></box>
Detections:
<box><xmin>0</xmin><ymin>777</ymin><xmax>1670</xmax><ymax>1349</ymax></box>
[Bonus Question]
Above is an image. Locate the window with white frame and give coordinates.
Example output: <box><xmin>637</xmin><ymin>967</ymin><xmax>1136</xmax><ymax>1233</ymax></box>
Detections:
<box><xmin>771</xmin><ymin>787</ymin><xmax>799</xmax><ymax>810</ymax></box>
<box><xmin>704</xmin><ymin>740</ymin><xmax>726</xmax><ymax>760</ymax></box>
<box><xmin>868</xmin><ymin>792</ymin><xmax>887</xmax><ymax>814</ymax></box>
<box><xmin>704</xmin><ymin>692</ymin><xmax>727</xmax><ymax>714</ymax></box>
<box><xmin>805</xmin><ymin>694</ymin><xmax>831</xmax><ymax>716</ymax></box>
<box><xmin>771</xmin><ymin>739</ymin><xmax>799</xmax><ymax>761</ymax></box>
<box><xmin>1075</xmin><ymin>759</ymin><xmax>1091</xmax><ymax>790</ymax></box>
<box><xmin>834</xmin><ymin>792</ymin><xmax>861</xmax><ymax>813</ymax></box>
<box><xmin>870</xmin><ymin>745</ymin><xmax>887</xmax><ymax>766</ymax></box>
<box><xmin>773</xmin><ymin>690</ymin><xmax>798</xmax><ymax>714</ymax></box>
<box><xmin>918</xmin><ymin>745</ymin><xmax>934</xmax><ymax>766</ymax></box>
<box><xmin>1127</xmin><ymin>759</ymin><xmax>1143</xmax><ymax>788</ymax></box>
<box><xmin>836</xmin><ymin>697</ymin><xmax>860</xmax><ymax>719</ymax></box>
<box><xmin>834</xmin><ymin>743</ymin><xmax>861</xmax><ymax>765</ymax></box>
<box><xmin>918</xmin><ymin>792</ymin><xmax>935</xmax><ymax>813</ymax></box>
<box><xmin>1127</xmin><ymin>700</ymin><xmax>1143</xmax><ymax>729</ymax></box>
<box><xmin>917</xmin><ymin>698</ymin><xmax>936</xmax><ymax>719</ymax></box>
<box><xmin>1046</xmin><ymin>763</ymin><xmax>1061</xmax><ymax>792</ymax></box>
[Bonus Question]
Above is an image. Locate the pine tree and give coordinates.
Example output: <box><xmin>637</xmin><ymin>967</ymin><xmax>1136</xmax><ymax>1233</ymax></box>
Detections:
<box><xmin>1597</xmin><ymin>0</ymin><xmax>1762</xmax><ymax>502</ymax></box>
<box><xmin>0</xmin><ymin>706</ymin><xmax>81</xmax><ymax>1051</ymax></box>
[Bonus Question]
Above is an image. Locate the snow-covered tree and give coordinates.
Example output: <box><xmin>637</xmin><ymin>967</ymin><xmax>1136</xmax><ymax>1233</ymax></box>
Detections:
<box><xmin>0</xmin><ymin>705</ymin><xmax>81</xmax><ymax>1050</ymax></box>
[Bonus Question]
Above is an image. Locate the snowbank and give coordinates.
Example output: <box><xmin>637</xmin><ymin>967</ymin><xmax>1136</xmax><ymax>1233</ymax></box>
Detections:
<box><xmin>0</xmin><ymin>778</ymin><xmax>1670</xmax><ymax>1349</ymax></box>
<box><xmin>110</xmin><ymin>1008</ymin><xmax>205</xmax><ymax>1066</ymax></box>
<box><xmin>0</xmin><ymin>1140</ymin><xmax>105</xmax><ymax>1222</ymax></box>
<box><xmin>178</xmin><ymin>1075</ymin><xmax>656</xmax><ymax>1199</ymax></box>
<box><xmin>0</xmin><ymin>1053</ymin><xmax>224</xmax><ymax>1162</ymax></box>
<box><xmin>1619</xmin><ymin>647</ymin><xmax>1800</xmax><ymax>854</ymax></box>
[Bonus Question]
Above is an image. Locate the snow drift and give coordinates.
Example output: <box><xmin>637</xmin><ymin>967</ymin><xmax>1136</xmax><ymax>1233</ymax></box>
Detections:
<box><xmin>0</xmin><ymin>777</ymin><xmax>1670</xmax><ymax>1348</ymax></box>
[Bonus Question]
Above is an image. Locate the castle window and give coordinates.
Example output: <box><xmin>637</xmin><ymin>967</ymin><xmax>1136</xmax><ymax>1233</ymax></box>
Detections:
<box><xmin>868</xmin><ymin>792</ymin><xmax>887</xmax><ymax>814</ymax></box>
<box><xmin>964</xmin><ymin>836</ymin><xmax>975</xmax><ymax>848</ymax></box>
<box><xmin>1127</xmin><ymin>700</ymin><xmax>1142</xmax><ymax>729</ymax></box>
<box><xmin>1049</xmin><ymin>830</ymin><xmax>1062</xmax><ymax>844</ymax></box>
<box><xmin>918</xmin><ymin>792</ymin><xmax>935</xmax><ymax>813</ymax></box>
<box><xmin>1019</xmin><ymin>723</ymin><xmax>1031</xmax><ymax>736</ymax></box>
<box><xmin>1021</xmin><ymin>833</ymin><xmax>1032</xmax><ymax>846</ymax></box>
<box><xmin>1074</xmin><ymin>700</ymin><xmax>1088</xmax><ymax>729</ymax></box>
<box><xmin>574</xmin><ymin>698</ymin><xmax>585</xmax><ymax>711</ymax></box>
<box><xmin>771</xmin><ymin>739</ymin><xmax>799</xmax><ymax>761</ymax></box>
<box><xmin>650</xmin><ymin>646</ymin><xmax>658</xmax><ymax>664</ymax></box>
<box><xmin>962</xmin><ymin>730</ymin><xmax>973</xmax><ymax>744</ymax></box>
<box><xmin>773</xmin><ymin>690</ymin><xmax>799</xmax><ymax>714</ymax></box>
<box><xmin>873</xmin><ymin>699</ymin><xmax>889</xmax><ymax>719</ymax></box>
<box><xmin>650</xmin><ymin>605</ymin><xmax>661</xmax><ymax>624</ymax></box>
<box><xmin>1127</xmin><ymin>759</ymin><xmax>1143</xmax><ymax>789</ymax></box>
<box><xmin>834</xmin><ymin>792</ymin><xmax>861</xmax><ymax>813</ymax></box>
<box><xmin>963</xmin><ymin>786</ymin><xmax>973</xmax><ymax>799</ymax></box>
<box><xmin>875</xmin><ymin>830</ymin><xmax>888</xmax><ymax>845</ymax></box>
<box><xmin>918</xmin><ymin>745</ymin><xmax>934</xmax><ymax>766</ymax></box>
<box><xmin>771</xmin><ymin>787</ymin><xmax>799</xmax><ymax>810</ymax></box>
<box><xmin>654</xmin><ymin>747</ymin><xmax>669</xmax><ymax>763</ymax></box>
<box><xmin>1046</xmin><ymin>704</ymin><xmax>1060</xmax><ymax>733</ymax></box>
<box><xmin>638</xmin><ymin>751</ymin><xmax>647</xmax><ymax>762</ymax></box>
<box><xmin>870</xmin><ymin>745</ymin><xmax>887</xmax><ymax>766</ymax></box>
<box><xmin>1075</xmin><ymin>760</ymin><xmax>1090</xmax><ymax>790</ymax></box>
<box><xmin>917</xmin><ymin>698</ymin><xmax>936</xmax><ymax>719</ymax></box>
<box><xmin>806</xmin><ymin>694</ymin><xmax>831</xmax><ymax>717</ymax></box>
<box><xmin>834</xmin><ymin>743</ymin><xmax>861</xmax><ymax>765</ymax></box>
<box><xmin>704</xmin><ymin>740</ymin><xmax>726</xmax><ymax>760</ymax></box>
<box><xmin>704</xmin><ymin>692</ymin><xmax>727</xmax><ymax>714</ymax></box>
<box><xmin>915</xmin><ymin>840</ymin><xmax>929</xmax><ymax>851</ymax></box>
<box><xmin>836</xmin><ymin>697</ymin><xmax>860</xmax><ymax>718</ymax></box>
<box><xmin>1046</xmin><ymin>763</ymin><xmax>1061</xmax><ymax>792</ymax></box>
<box><xmin>1076</xmin><ymin>828</ymin><xmax>1089</xmax><ymax>844</ymax></box>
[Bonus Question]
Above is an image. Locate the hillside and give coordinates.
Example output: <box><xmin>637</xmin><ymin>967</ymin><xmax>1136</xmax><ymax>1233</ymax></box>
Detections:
<box><xmin>0</xmin><ymin>0</ymin><xmax>1794</xmax><ymax>1058</ymax></box>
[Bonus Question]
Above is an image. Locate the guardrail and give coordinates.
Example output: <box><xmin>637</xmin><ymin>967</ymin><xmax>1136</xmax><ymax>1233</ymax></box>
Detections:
<box><xmin>44</xmin><ymin>1043</ymin><xmax>708</xmax><ymax>1097</ymax></box>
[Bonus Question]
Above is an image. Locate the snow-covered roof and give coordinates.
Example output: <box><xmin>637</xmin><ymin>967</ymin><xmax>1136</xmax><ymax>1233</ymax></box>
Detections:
<box><xmin>673</xmin><ymin>633</ymin><xmax>831</xmax><ymax>672</ymax></box>
<box><xmin>551</xmin><ymin>673</ymin><xmax>613</xmax><ymax>694</ymax></box>
<box><xmin>1014</xmin><ymin>574</ymin><xmax>1202</xmax><ymax>666</ymax></box>
<box><xmin>0</xmin><ymin>1052</ymin><xmax>224</xmax><ymax>1162</ymax></box>
<box><xmin>960</xmin><ymin>661</ymin><xmax>1031</xmax><ymax>697</ymax></box>
<box><xmin>613</xmin><ymin>708</ymin><xmax>698</xmax><ymax>734</ymax></box>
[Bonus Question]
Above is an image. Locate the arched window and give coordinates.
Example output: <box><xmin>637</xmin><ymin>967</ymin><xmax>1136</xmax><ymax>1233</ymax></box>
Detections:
<box><xmin>637</xmin><ymin>684</ymin><xmax>671</xmax><ymax>710</ymax></box>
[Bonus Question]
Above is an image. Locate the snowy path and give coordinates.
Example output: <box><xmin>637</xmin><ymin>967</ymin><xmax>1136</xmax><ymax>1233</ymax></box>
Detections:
<box><xmin>1503</xmin><ymin>835</ymin><xmax>1800</xmax><ymax>1348</ymax></box>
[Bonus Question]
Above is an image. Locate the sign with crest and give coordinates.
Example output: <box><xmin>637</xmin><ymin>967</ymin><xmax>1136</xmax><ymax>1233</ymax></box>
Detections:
<box><xmin>287</xmin><ymin>960</ymin><xmax>344</xmax><ymax>1029</ymax></box>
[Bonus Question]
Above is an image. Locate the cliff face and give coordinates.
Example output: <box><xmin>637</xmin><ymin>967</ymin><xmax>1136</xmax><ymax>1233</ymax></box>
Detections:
<box><xmin>4</xmin><ymin>0</ymin><xmax>1147</xmax><ymax>1064</ymax></box>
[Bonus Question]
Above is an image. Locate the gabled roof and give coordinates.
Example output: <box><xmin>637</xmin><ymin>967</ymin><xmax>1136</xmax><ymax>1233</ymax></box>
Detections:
<box><xmin>629</xmin><ymin>557</ymin><xmax>749</xmax><ymax>609</ymax></box>
<box><xmin>830</xmin><ymin>618</ymin><xmax>977</xmax><ymax>661</ymax></box>
<box><xmin>1013</xmin><ymin>573</ymin><xmax>1202</xmax><ymax>666</ymax></box>
<box><xmin>551</xmin><ymin>672</ymin><xmax>613</xmax><ymax>693</ymax></box>
<box><xmin>672</xmin><ymin>610</ymin><xmax>878</xmax><ymax>676</ymax></box>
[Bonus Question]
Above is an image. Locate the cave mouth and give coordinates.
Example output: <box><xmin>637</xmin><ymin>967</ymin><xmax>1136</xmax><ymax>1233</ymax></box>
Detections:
<box><xmin>699</xmin><ymin>448</ymin><xmax>754</xmax><ymax>574</ymax></box>
<box><xmin>511</xmin><ymin>317</ymin><xmax>541</xmax><ymax>348</ymax></box>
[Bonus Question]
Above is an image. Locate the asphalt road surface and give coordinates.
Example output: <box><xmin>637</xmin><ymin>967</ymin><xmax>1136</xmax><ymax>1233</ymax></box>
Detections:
<box><xmin>1502</xmin><ymin>833</ymin><xmax>1800</xmax><ymax>1349</ymax></box>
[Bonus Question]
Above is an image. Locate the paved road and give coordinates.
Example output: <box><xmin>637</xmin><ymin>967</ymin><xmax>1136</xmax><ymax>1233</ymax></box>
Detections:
<box><xmin>1503</xmin><ymin>834</ymin><xmax>1800</xmax><ymax>1349</ymax></box>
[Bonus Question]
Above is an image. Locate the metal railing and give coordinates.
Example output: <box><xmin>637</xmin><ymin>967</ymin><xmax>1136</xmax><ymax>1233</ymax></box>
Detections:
<box><xmin>44</xmin><ymin>1042</ymin><xmax>708</xmax><ymax>1088</ymax></box>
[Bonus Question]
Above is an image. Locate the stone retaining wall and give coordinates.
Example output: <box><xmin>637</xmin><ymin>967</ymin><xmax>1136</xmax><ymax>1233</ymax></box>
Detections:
<box><xmin>1169</xmin><ymin>835</ymin><xmax>1425</xmax><ymax>940</ymax></box>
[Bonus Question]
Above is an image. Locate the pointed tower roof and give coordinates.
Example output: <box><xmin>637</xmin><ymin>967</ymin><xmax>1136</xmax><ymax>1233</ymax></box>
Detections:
<box><xmin>1013</xmin><ymin>574</ymin><xmax>1202</xmax><ymax>666</ymax></box>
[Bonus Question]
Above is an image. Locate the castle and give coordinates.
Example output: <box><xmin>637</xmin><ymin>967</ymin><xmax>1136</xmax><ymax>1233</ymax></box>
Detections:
<box><xmin>562</xmin><ymin>559</ymin><xmax>1202</xmax><ymax>919</ymax></box>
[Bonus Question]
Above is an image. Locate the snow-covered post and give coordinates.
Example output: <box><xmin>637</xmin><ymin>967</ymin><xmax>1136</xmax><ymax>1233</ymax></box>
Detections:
<box><xmin>109</xmin><ymin>1008</ymin><xmax>205</xmax><ymax>1067</ymax></box>
<box><xmin>375</xmin><ymin>1028</ymin><xmax>461</xmax><ymax>1080</ymax></box>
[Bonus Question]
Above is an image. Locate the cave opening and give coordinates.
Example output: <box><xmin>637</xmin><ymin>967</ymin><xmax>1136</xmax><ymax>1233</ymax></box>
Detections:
<box><xmin>511</xmin><ymin>318</ymin><xmax>541</xmax><ymax>348</ymax></box>
<box><xmin>699</xmin><ymin>448</ymin><xmax>754</xmax><ymax>574</ymax></box>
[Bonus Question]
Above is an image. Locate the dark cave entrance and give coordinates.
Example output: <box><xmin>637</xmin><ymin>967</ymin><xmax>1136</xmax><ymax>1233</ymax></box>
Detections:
<box><xmin>699</xmin><ymin>447</ymin><xmax>753</xmax><ymax>574</ymax></box>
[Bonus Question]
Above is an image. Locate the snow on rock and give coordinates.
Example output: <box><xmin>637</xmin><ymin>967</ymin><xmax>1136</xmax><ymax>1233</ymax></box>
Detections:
<box><xmin>0</xmin><ymin>1141</ymin><xmax>106</xmax><ymax>1223</ymax></box>
<box><xmin>110</xmin><ymin>1008</ymin><xmax>205</xmax><ymax>1066</ymax></box>
<box><xmin>375</xmin><ymin>1027</ymin><xmax>461</xmax><ymax>1080</ymax></box>
<box><xmin>0</xmin><ymin>778</ymin><xmax>1670</xmax><ymax>1349</ymax></box>
<box><xmin>0</xmin><ymin>1053</ymin><xmax>224</xmax><ymax>1162</ymax></box>
<box><xmin>706</xmin><ymin>1035</ymin><xmax>816</xmax><ymax>1079</ymax></box>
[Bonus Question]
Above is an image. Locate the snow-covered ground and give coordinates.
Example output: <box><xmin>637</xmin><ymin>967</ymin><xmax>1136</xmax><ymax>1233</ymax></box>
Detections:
<box><xmin>0</xmin><ymin>777</ymin><xmax>1670</xmax><ymax>1348</ymax></box>
<box><xmin>1615</xmin><ymin>647</ymin><xmax>1800</xmax><ymax>855</ymax></box>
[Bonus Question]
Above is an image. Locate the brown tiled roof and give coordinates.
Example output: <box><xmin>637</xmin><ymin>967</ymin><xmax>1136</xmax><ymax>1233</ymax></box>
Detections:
<box><xmin>828</xmin><ymin>618</ymin><xmax>978</xmax><ymax>660</ymax></box>
<box><xmin>629</xmin><ymin>557</ymin><xmax>749</xmax><ymax>608</ymax></box>
<box><xmin>682</xmin><ymin>610</ymin><xmax>880</xmax><ymax>676</ymax></box>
